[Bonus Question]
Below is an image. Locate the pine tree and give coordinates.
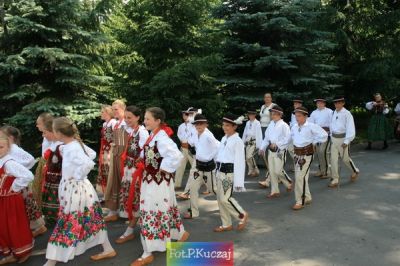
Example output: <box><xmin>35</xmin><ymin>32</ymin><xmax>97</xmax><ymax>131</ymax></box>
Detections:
<box><xmin>215</xmin><ymin>0</ymin><xmax>341</xmax><ymax>113</ymax></box>
<box><xmin>328</xmin><ymin>0</ymin><xmax>400</xmax><ymax>104</ymax></box>
<box><xmin>103</xmin><ymin>0</ymin><xmax>224</xmax><ymax>127</ymax></box>
<box><xmin>0</xmin><ymin>0</ymin><xmax>115</xmax><ymax>144</ymax></box>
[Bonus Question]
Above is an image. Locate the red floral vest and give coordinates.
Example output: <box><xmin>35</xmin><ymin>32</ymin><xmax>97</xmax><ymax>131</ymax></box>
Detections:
<box><xmin>142</xmin><ymin>142</ymin><xmax>173</xmax><ymax>185</ymax></box>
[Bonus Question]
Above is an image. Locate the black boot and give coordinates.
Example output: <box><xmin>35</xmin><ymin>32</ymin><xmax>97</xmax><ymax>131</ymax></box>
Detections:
<box><xmin>383</xmin><ymin>141</ymin><xmax>388</xmax><ymax>149</ymax></box>
<box><xmin>366</xmin><ymin>142</ymin><xmax>372</xmax><ymax>150</ymax></box>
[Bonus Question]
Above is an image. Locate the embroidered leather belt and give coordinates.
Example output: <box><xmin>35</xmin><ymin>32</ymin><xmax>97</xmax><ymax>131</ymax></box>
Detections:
<box><xmin>322</xmin><ymin>127</ymin><xmax>330</xmax><ymax>132</ymax></box>
<box><xmin>332</xmin><ymin>133</ymin><xmax>346</xmax><ymax>138</ymax></box>
<box><xmin>294</xmin><ymin>144</ymin><xmax>314</xmax><ymax>156</ymax></box>
<box><xmin>181</xmin><ymin>143</ymin><xmax>189</xmax><ymax>149</ymax></box>
<box><xmin>245</xmin><ymin>138</ymin><xmax>256</xmax><ymax>146</ymax></box>
<box><xmin>216</xmin><ymin>162</ymin><xmax>234</xmax><ymax>174</ymax></box>
<box><xmin>196</xmin><ymin>160</ymin><xmax>215</xmax><ymax>172</ymax></box>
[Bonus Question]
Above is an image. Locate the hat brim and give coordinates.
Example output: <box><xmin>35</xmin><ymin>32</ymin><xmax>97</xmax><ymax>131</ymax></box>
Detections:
<box><xmin>292</xmin><ymin>109</ymin><xmax>309</xmax><ymax>115</ymax></box>
<box><xmin>222</xmin><ymin>117</ymin><xmax>238</xmax><ymax>125</ymax></box>
<box><xmin>333</xmin><ymin>98</ymin><xmax>345</xmax><ymax>102</ymax></box>
<box><xmin>192</xmin><ymin>119</ymin><xmax>208</xmax><ymax>124</ymax></box>
<box><xmin>313</xmin><ymin>99</ymin><xmax>326</xmax><ymax>102</ymax></box>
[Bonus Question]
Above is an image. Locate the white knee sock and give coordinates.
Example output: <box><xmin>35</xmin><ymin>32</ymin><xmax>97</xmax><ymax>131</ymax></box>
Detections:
<box><xmin>102</xmin><ymin>236</ymin><xmax>114</xmax><ymax>253</ymax></box>
<box><xmin>141</xmin><ymin>251</ymin><xmax>152</xmax><ymax>259</ymax></box>
<box><xmin>122</xmin><ymin>226</ymin><xmax>134</xmax><ymax>237</ymax></box>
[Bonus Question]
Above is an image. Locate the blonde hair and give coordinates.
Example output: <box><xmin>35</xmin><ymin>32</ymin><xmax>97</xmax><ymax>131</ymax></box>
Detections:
<box><xmin>53</xmin><ymin>117</ymin><xmax>88</xmax><ymax>155</ymax></box>
<box><xmin>112</xmin><ymin>99</ymin><xmax>126</xmax><ymax>110</ymax></box>
<box><xmin>101</xmin><ymin>105</ymin><xmax>113</xmax><ymax>117</ymax></box>
<box><xmin>0</xmin><ymin>135</ymin><xmax>10</xmax><ymax>148</ymax></box>
<box><xmin>0</xmin><ymin>125</ymin><xmax>22</xmax><ymax>146</ymax></box>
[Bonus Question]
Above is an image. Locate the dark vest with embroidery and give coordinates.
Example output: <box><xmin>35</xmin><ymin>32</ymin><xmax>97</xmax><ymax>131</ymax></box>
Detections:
<box><xmin>45</xmin><ymin>145</ymin><xmax>62</xmax><ymax>184</ymax></box>
<box><xmin>101</xmin><ymin>125</ymin><xmax>113</xmax><ymax>152</ymax></box>
<box><xmin>142</xmin><ymin>141</ymin><xmax>173</xmax><ymax>185</ymax></box>
<box><xmin>125</xmin><ymin>132</ymin><xmax>141</xmax><ymax>169</ymax></box>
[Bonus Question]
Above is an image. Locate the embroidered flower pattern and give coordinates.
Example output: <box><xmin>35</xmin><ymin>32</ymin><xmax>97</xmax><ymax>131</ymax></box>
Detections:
<box><xmin>139</xmin><ymin>206</ymin><xmax>182</xmax><ymax>241</ymax></box>
<box><xmin>49</xmin><ymin>203</ymin><xmax>106</xmax><ymax>248</ymax></box>
<box><xmin>221</xmin><ymin>177</ymin><xmax>233</xmax><ymax>194</ymax></box>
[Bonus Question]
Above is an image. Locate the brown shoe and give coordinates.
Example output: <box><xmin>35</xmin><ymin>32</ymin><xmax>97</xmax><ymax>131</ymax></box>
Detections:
<box><xmin>130</xmin><ymin>255</ymin><xmax>154</xmax><ymax>266</ymax></box>
<box><xmin>104</xmin><ymin>214</ymin><xmax>118</xmax><ymax>222</ymax></box>
<box><xmin>0</xmin><ymin>255</ymin><xmax>17</xmax><ymax>265</ymax></box>
<box><xmin>249</xmin><ymin>172</ymin><xmax>259</xmax><ymax>177</ymax></box>
<box><xmin>328</xmin><ymin>183</ymin><xmax>338</xmax><ymax>188</ymax></box>
<box><xmin>258</xmin><ymin>181</ymin><xmax>269</xmax><ymax>188</ymax></box>
<box><xmin>237</xmin><ymin>212</ymin><xmax>249</xmax><ymax>231</ymax></box>
<box><xmin>319</xmin><ymin>175</ymin><xmax>329</xmax><ymax>179</ymax></box>
<box><xmin>32</xmin><ymin>225</ymin><xmax>47</xmax><ymax>238</ymax></box>
<box><xmin>177</xmin><ymin>193</ymin><xmax>190</xmax><ymax>200</ymax></box>
<box><xmin>292</xmin><ymin>204</ymin><xmax>304</xmax><ymax>210</ymax></box>
<box><xmin>314</xmin><ymin>172</ymin><xmax>323</xmax><ymax>177</ymax></box>
<box><xmin>178</xmin><ymin>231</ymin><xmax>190</xmax><ymax>242</ymax></box>
<box><xmin>266</xmin><ymin>193</ymin><xmax>280</xmax><ymax>199</ymax></box>
<box><xmin>201</xmin><ymin>190</ymin><xmax>211</xmax><ymax>195</ymax></box>
<box><xmin>115</xmin><ymin>233</ymin><xmax>135</xmax><ymax>244</ymax></box>
<box><xmin>90</xmin><ymin>250</ymin><xmax>117</xmax><ymax>261</ymax></box>
<box><xmin>17</xmin><ymin>253</ymin><xmax>31</xmax><ymax>264</ymax></box>
<box><xmin>213</xmin><ymin>225</ymin><xmax>233</xmax><ymax>232</ymax></box>
<box><xmin>350</xmin><ymin>172</ymin><xmax>359</xmax><ymax>182</ymax></box>
<box><xmin>183</xmin><ymin>212</ymin><xmax>193</xmax><ymax>219</ymax></box>
<box><xmin>286</xmin><ymin>185</ymin><xmax>293</xmax><ymax>192</ymax></box>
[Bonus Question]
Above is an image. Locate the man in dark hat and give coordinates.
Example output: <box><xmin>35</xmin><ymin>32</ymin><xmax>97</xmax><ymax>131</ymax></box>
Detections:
<box><xmin>214</xmin><ymin>114</ymin><xmax>248</xmax><ymax>232</ymax></box>
<box><xmin>329</xmin><ymin>96</ymin><xmax>359</xmax><ymax>188</ymax></box>
<box><xmin>259</xmin><ymin>106</ymin><xmax>293</xmax><ymax>198</ymax></box>
<box><xmin>183</xmin><ymin>114</ymin><xmax>220</xmax><ymax>219</ymax></box>
<box><xmin>309</xmin><ymin>98</ymin><xmax>333</xmax><ymax>178</ymax></box>
<box><xmin>287</xmin><ymin>98</ymin><xmax>306</xmax><ymax>170</ymax></box>
<box><xmin>291</xmin><ymin>106</ymin><xmax>328</xmax><ymax>210</ymax></box>
<box><xmin>242</xmin><ymin>110</ymin><xmax>263</xmax><ymax>177</ymax></box>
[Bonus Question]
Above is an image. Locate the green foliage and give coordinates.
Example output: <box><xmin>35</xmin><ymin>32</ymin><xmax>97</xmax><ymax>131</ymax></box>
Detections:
<box><xmin>103</xmin><ymin>0</ymin><xmax>224</xmax><ymax>129</ymax></box>
<box><xmin>215</xmin><ymin>0</ymin><xmax>342</xmax><ymax>113</ymax></box>
<box><xmin>0</xmin><ymin>0</ymin><xmax>115</xmax><ymax>152</ymax></box>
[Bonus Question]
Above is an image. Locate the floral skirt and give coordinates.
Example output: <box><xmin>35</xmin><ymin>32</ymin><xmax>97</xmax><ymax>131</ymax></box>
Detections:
<box><xmin>368</xmin><ymin>114</ymin><xmax>393</xmax><ymax>141</ymax></box>
<box><xmin>46</xmin><ymin>178</ymin><xmax>107</xmax><ymax>263</ymax></box>
<box><xmin>0</xmin><ymin>193</ymin><xmax>33</xmax><ymax>258</ymax></box>
<box><xmin>42</xmin><ymin>180</ymin><xmax>61</xmax><ymax>225</ymax></box>
<box><xmin>139</xmin><ymin>176</ymin><xmax>184</xmax><ymax>253</ymax></box>
<box><xmin>119</xmin><ymin>166</ymin><xmax>140</xmax><ymax>218</ymax></box>
<box><xmin>22</xmin><ymin>187</ymin><xmax>45</xmax><ymax>231</ymax></box>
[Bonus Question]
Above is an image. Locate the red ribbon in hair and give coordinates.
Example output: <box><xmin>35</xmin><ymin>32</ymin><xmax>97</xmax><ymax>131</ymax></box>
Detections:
<box><xmin>126</xmin><ymin>160</ymin><xmax>145</xmax><ymax>221</ymax></box>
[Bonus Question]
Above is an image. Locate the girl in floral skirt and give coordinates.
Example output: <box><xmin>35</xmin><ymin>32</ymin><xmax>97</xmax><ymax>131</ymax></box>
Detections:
<box><xmin>130</xmin><ymin>107</ymin><xmax>189</xmax><ymax>266</ymax></box>
<box><xmin>0</xmin><ymin>135</ymin><xmax>34</xmax><ymax>265</ymax></box>
<box><xmin>116</xmin><ymin>106</ymin><xmax>149</xmax><ymax>244</ymax></box>
<box><xmin>44</xmin><ymin>117</ymin><xmax>116</xmax><ymax>266</ymax></box>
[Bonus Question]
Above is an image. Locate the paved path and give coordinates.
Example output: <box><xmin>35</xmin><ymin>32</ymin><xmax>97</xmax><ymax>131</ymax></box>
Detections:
<box><xmin>21</xmin><ymin>142</ymin><xmax>400</xmax><ymax>265</ymax></box>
